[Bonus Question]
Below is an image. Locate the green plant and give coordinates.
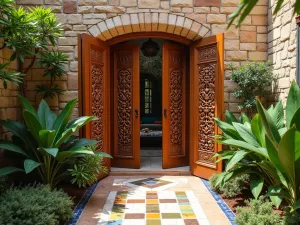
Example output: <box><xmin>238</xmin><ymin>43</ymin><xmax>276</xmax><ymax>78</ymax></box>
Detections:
<box><xmin>68</xmin><ymin>146</ymin><xmax>110</xmax><ymax>188</ymax></box>
<box><xmin>235</xmin><ymin>198</ymin><xmax>283</xmax><ymax>225</ymax></box>
<box><xmin>0</xmin><ymin>176</ymin><xmax>7</xmax><ymax>195</ymax></box>
<box><xmin>209</xmin><ymin>173</ymin><xmax>249</xmax><ymax>198</ymax></box>
<box><xmin>0</xmin><ymin>96</ymin><xmax>102</xmax><ymax>188</ymax></box>
<box><xmin>228</xmin><ymin>0</ymin><xmax>300</xmax><ymax>27</ymax></box>
<box><xmin>0</xmin><ymin>185</ymin><xmax>73</xmax><ymax>225</ymax></box>
<box><xmin>229</xmin><ymin>62</ymin><xmax>274</xmax><ymax>114</ymax></box>
<box><xmin>214</xmin><ymin>81</ymin><xmax>300</xmax><ymax>211</ymax></box>
<box><xmin>0</xmin><ymin>1</ymin><xmax>67</xmax><ymax>97</ymax></box>
<box><xmin>0</xmin><ymin>63</ymin><xmax>23</xmax><ymax>88</ymax></box>
<box><xmin>284</xmin><ymin>210</ymin><xmax>300</xmax><ymax>225</ymax></box>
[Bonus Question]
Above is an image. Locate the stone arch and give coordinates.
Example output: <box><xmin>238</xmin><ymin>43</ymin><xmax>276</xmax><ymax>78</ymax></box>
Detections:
<box><xmin>88</xmin><ymin>13</ymin><xmax>210</xmax><ymax>41</ymax></box>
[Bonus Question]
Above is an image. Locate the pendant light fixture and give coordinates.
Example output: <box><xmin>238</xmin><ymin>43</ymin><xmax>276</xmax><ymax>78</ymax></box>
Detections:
<box><xmin>141</xmin><ymin>38</ymin><xmax>160</xmax><ymax>57</ymax></box>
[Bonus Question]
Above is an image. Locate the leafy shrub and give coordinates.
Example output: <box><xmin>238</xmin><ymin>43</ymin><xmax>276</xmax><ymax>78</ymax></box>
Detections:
<box><xmin>284</xmin><ymin>211</ymin><xmax>300</xmax><ymax>225</ymax></box>
<box><xmin>68</xmin><ymin>147</ymin><xmax>110</xmax><ymax>188</ymax></box>
<box><xmin>235</xmin><ymin>198</ymin><xmax>283</xmax><ymax>225</ymax></box>
<box><xmin>214</xmin><ymin>82</ymin><xmax>300</xmax><ymax>210</ymax></box>
<box><xmin>0</xmin><ymin>185</ymin><xmax>73</xmax><ymax>225</ymax></box>
<box><xmin>0</xmin><ymin>176</ymin><xmax>7</xmax><ymax>195</ymax></box>
<box><xmin>0</xmin><ymin>97</ymin><xmax>98</xmax><ymax>188</ymax></box>
<box><xmin>209</xmin><ymin>173</ymin><xmax>249</xmax><ymax>198</ymax></box>
<box><xmin>230</xmin><ymin>61</ymin><xmax>274</xmax><ymax>113</ymax></box>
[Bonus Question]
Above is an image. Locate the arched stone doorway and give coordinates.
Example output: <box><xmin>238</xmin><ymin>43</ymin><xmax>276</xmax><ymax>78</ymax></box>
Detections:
<box><xmin>78</xmin><ymin>16</ymin><xmax>224</xmax><ymax>179</ymax></box>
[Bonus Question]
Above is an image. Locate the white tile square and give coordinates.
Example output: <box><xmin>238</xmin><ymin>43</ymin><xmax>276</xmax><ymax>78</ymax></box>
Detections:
<box><xmin>161</xmin><ymin>219</ymin><xmax>185</xmax><ymax>225</ymax></box>
<box><xmin>159</xmin><ymin>203</ymin><xmax>180</xmax><ymax>213</ymax></box>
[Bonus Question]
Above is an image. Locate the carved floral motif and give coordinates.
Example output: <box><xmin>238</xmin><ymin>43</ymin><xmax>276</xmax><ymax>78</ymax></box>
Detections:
<box><xmin>117</xmin><ymin>68</ymin><xmax>133</xmax><ymax>156</ymax></box>
<box><xmin>91</xmin><ymin>64</ymin><xmax>104</xmax><ymax>152</ymax></box>
<box><xmin>169</xmin><ymin>69</ymin><xmax>183</xmax><ymax>156</ymax></box>
<box><xmin>198</xmin><ymin>62</ymin><xmax>216</xmax><ymax>166</ymax></box>
<box><xmin>198</xmin><ymin>45</ymin><xmax>217</xmax><ymax>62</ymax></box>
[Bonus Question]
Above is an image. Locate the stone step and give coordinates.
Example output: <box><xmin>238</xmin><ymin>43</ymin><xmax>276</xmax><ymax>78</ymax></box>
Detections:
<box><xmin>109</xmin><ymin>170</ymin><xmax>191</xmax><ymax>176</ymax></box>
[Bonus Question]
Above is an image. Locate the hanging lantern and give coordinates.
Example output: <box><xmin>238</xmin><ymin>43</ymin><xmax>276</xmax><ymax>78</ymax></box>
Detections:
<box><xmin>141</xmin><ymin>38</ymin><xmax>160</xmax><ymax>57</ymax></box>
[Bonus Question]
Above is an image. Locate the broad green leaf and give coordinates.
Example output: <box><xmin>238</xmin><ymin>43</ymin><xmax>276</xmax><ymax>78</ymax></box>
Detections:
<box><xmin>18</xmin><ymin>95</ymin><xmax>37</xmax><ymax>116</ymax></box>
<box><xmin>0</xmin><ymin>120</ymin><xmax>36</xmax><ymax>151</ymax></box>
<box><xmin>251</xmin><ymin>114</ymin><xmax>265</xmax><ymax>147</ymax></box>
<box><xmin>279</xmin><ymin>127</ymin><xmax>287</xmax><ymax>136</ymax></box>
<box><xmin>222</xmin><ymin>139</ymin><xmax>268</xmax><ymax>158</ymax></box>
<box><xmin>23</xmin><ymin>110</ymin><xmax>42</xmax><ymax>144</ymax></box>
<box><xmin>265</xmin><ymin>135</ymin><xmax>285</xmax><ymax>175</ymax></box>
<box><xmin>70</xmin><ymin>138</ymin><xmax>98</xmax><ymax>149</ymax></box>
<box><xmin>39</xmin><ymin>130</ymin><xmax>56</xmax><ymax>148</ymax></box>
<box><xmin>267</xmin><ymin>186</ymin><xmax>283</xmax><ymax>209</ymax></box>
<box><xmin>95</xmin><ymin>151</ymin><xmax>113</xmax><ymax>159</ymax></box>
<box><xmin>223</xmin><ymin>166</ymin><xmax>255</xmax><ymax>184</ymax></box>
<box><xmin>52</xmin><ymin>99</ymin><xmax>77</xmax><ymax>144</ymax></box>
<box><xmin>286</xmin><ymin>81</ymin><xmax>300</xmax><ymax>128</ymax></box>
<box><xmin>39</xmin><ymin>148</ymin><xmax>59</xmax><ymax>157</ymax></box>
<box><xmin>37</xmin><ymin>100</ymin><xmax>57</xmax><ymax>130</ymax></box>
<box><xmin>0</xmin><ymin>167</ymin><xmax>24</xmax><ymax>176</ymax></box>
<box><xmin>225</xmin><ymin>110</ymin><xmax>238</xmax><ymax>124</ymax></box>
<box><xmin>250</xmin><ymin>176</ymin><xmax>264</xmax><ymax>199</ymax></box>
<box><xmin>240</xmin><ymin>113</ymin><xmax>251</xmax><ymax>124</ymax></box>
<box><xmin>54</xmin><ymin>116</ymin><xmax>97</xmax><ymax>147</ymax></box>
<box><xmin>256</xmin><ymin>100</ymin><xmax>281</xmax><ymax>144</ymax></box>
<box><xmin>278</xmin><ymin>128</ymin><xmax>300</xmax><ymax>189</ymax></box>
<box><xmin>56</xmin><ymin>147</ymin><xmax>94</xmax><ymax>162</ymax></box>
<box><xmin>225</xmin><ymin>149</ymin><xmax>248</xmax><ymax>171</ymax></box>
<box><xmin>268</xmin><ymin>101</ymin><xmax>284</xmax><ymax>129</ymax></box>
<box><xmin>0</xmin><ymin>140</ymin><xmax>28</xmax><ymax>157</ymax></box>
<box><xmin>290</xmin><ymin>107</ymin><xmax>300</xmax><ymax>130</ymax></box>
<box><xmin>24</xmin><ymin>159</ymin><xmax>41</xmax><ymax>174</ymax></box>
<box><xmin>291</xmin><ymin>200</ymin><xmax>300</xmax><ymax>212</ymax></box>
<box><xmin>232</xmin><ymin>122</ymin><xmax>260</xmax><ymax>147</ymax></box>
<box><xmin>214</xmin><ymin>118</ymin><xmax>241</xmax><ymax>139</ymax></box>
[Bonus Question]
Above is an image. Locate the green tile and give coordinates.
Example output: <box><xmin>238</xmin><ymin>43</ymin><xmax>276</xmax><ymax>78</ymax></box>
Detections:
<box><xmin>146</xmin><ymin>219</ymin><xmax>161</xmax><ymax>225</ymax></box>
<box><xmin>161</xmin><ymin>213</ymin><xmax>182</xmax><ymax>219</ymax></box>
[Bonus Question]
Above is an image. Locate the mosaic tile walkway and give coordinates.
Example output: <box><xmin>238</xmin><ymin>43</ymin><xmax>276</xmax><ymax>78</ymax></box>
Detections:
<box><xmin>74</xmin><ymin>176</ymin><xmax>234</xmax><ymax>225</ymax></box>
<box><xmin>98</xmin><ymin>190</ymin><xmax>209</xmax><ymax>225</ymax></box>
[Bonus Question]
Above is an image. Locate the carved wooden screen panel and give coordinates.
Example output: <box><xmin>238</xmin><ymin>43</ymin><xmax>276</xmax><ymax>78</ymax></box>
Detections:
<box><xmin>162</xmin><ymin>44</ymin><xmax>189</xmax><ymax>169</ymax></box>
<box><xmin>190</xmin><ymin>34</ymin><xmax>224</xmax><ymax>179</ymax></box>
<box><xmin>111</xmin><ymin>44</ymin><xmax>140</xmax><ymax>169</ymax></box>
<box><xmin>79</xmin><ymin>33</ymin><xmax>110</xmax><ymax>172</ymax></box>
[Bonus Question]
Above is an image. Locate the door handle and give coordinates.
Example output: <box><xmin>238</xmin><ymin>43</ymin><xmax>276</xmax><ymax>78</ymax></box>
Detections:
<box><xmin>135</xmin><ymin>109</ymin><xmax>139</xmax><ymax>118</ymax></box>
<box><xmin>164</xmin><ymin>109</ymin><xmax>167</xmax><ymax>118</ymax></box>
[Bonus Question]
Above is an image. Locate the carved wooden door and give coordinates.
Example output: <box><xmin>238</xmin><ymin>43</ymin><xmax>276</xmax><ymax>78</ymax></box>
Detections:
<box><xmin>190</xmin><ymin>34</ymin><xmax>224</xmax><ymax>179</ymax></box>
<box><xmin>78</xmin><ymin>34</ymin><xmax>111</xmax><ymax>172</ymax></box>
<box><xmin>111</xmin><ymin>44</ymin><xmax>140</xmax><ymax>169</ymax></box>
<box><xmin>162</xmin><ymin>44</ymin><xmax>189</xmax><ymax>169</ymax></box>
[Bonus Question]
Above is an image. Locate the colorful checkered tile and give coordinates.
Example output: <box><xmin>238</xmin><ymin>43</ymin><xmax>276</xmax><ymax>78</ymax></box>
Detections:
<box><xmin>97</xmin><ymin>190</ymin><xmax>210</xmax><ymax>225</ymax></box>
<box><xmin>113</xmin><ymin>177</ymin><xmax>188</xmax><ymax>191</ymax></box>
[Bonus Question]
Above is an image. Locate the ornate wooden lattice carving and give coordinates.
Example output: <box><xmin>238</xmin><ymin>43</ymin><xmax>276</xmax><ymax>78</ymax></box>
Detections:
<box><xmin>169</xmin><ymin>53</ymin><xmax>184</xmax><ymax>156</ymax></box>
<box><xmin>90</xmin><ymin>45</ymin><xmax>104</xmax><ymax>152</ymax></box>
<box><xmin>116</xmin><ymin>52</ymin><xmax>133</xmax><ymax>157</ymax></box>
<box><xmin>197</xmin><ymin>44</ymin><xmax>217</xmax><ymax>167</ymax></box>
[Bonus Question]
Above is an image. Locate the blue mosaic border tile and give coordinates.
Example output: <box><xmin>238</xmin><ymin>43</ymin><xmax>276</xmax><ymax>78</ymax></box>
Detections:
<box><xmin>65</xmin><ymin>181</ymin><xmax>100</xmax><ymax>225</ymax></box>
<box><xmin>201</xmin><ymin>178</ymin><xmax>237</xmax><ymax>225</ymax></box>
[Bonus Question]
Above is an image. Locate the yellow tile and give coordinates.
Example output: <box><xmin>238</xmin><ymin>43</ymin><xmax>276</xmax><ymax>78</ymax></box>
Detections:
<box><xmin>110</xmin><ymin>213</ymin><xmax>124</xmax><ymax>220</ymax></box>
<box><xmin>146</xmin><ymin>213</ymin><xmax>160</xmax><ymax>219</ymax></box>
<box><xmin>182</xmin><ymin>213</ymin><xmax>196</xmax><ymax>219</ymax></box>
<box><xmin>146</xmin><ymin>199</ymin><xmax>159</xmax><ymax>204</ymax></box>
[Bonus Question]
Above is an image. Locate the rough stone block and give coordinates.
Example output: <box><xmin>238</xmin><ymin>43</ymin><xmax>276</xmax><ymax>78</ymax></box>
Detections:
<box><xmin>194</xmin><ymin>0</ymin><xmax>220</xmax><ymax>7</ymax></box>
<box><xmin>171</xmin><ymin>0</ymin><xmax>193</xmax><ymax>7</ymax></box>
<box><xmin>224</xmin><ymin>39</ymin><xmax>239</xmax><ymax>50</ymax></box>
<box><xmin>225</xmin><ymin>51</ymin><xmax>247</xmax><ymax>61</ymax></box>
<box><xmin>67</xmin><ymin>14</ymin><xmax>82</xmax><ymax>24</ymax></box>
<box><xmin>248</xmin><ymin>51</ymin><xmax>267</xmax><ymax>61</ymax></box>
<box><xmin>120</xmin><ymin>0</ymin><xmax>137</xmax><ymax>7</ymax></box>
<box><xmin>240</xmin><ymin>31</ymin><xmax>257</xmax><ymax>43</ymax></box>
<box><xmin>207</xmin><ymin>14</ymin><xmax>226</xmax><ymax>24</ymax></box>
<box><xmin>138</xmin><ymin>0</ymin><xmax>160</xmax><ymax>9</ymax></box>
<box><xmin>94</xmin><ymin>6</ymin><xmax>125</xmax><ymax>13</ymax></box>
<box><xmin>78</xmin><ymin>0</ymin><xmax>106</xmax><ymax>6</ymax></box>
<box><xmin>64</xmin><ymin>0</ymin><xmax>77</xmax><ymax>13</ymax></box>
<box><xmin>240</xmin><ymin>43</ymin><xmax>256</xmax><ymax>51</ymax></box>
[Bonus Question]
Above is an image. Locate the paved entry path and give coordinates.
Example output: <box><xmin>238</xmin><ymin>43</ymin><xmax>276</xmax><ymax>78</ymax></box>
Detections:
<box><xmin>76</xmin><ymin>176</ymin><xmax>232</xmax><ymax>225</ymax></box>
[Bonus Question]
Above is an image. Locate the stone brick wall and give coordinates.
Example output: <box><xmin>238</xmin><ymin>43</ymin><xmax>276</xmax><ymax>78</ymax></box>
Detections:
<box><xmin>268</xmin><ymin>0</ymin><xmax>297</xmax><ymax>106</ymax></box>
<box><xmin>0</xmin><ymin>46</ymin><xmax>20</xmax><ymax>140</ymax></box>
<box><xmin>16</xmin><ymin>0</ymin><xmax>269</xmax><ymax>115</ymax></box>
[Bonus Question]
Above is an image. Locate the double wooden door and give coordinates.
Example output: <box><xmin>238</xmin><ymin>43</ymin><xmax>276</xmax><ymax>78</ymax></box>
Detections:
<box><xmin>79</xmin><ymin>33</ymin><xmax>224</xmax><ymax>179</ymax></box>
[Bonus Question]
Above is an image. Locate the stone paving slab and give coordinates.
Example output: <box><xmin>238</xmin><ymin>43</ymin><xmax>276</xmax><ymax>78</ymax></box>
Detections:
<box><xmin>72</xmin><ymin>176</ymin><xmax>232</xmax><ymax>225</ymax></box>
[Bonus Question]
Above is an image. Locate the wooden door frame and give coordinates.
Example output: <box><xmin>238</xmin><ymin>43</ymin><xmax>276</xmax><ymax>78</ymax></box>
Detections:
<box><xmin>79</xmin><ymin>32</ymin><xmax>224</xmax><ymax>174</ymax></box>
